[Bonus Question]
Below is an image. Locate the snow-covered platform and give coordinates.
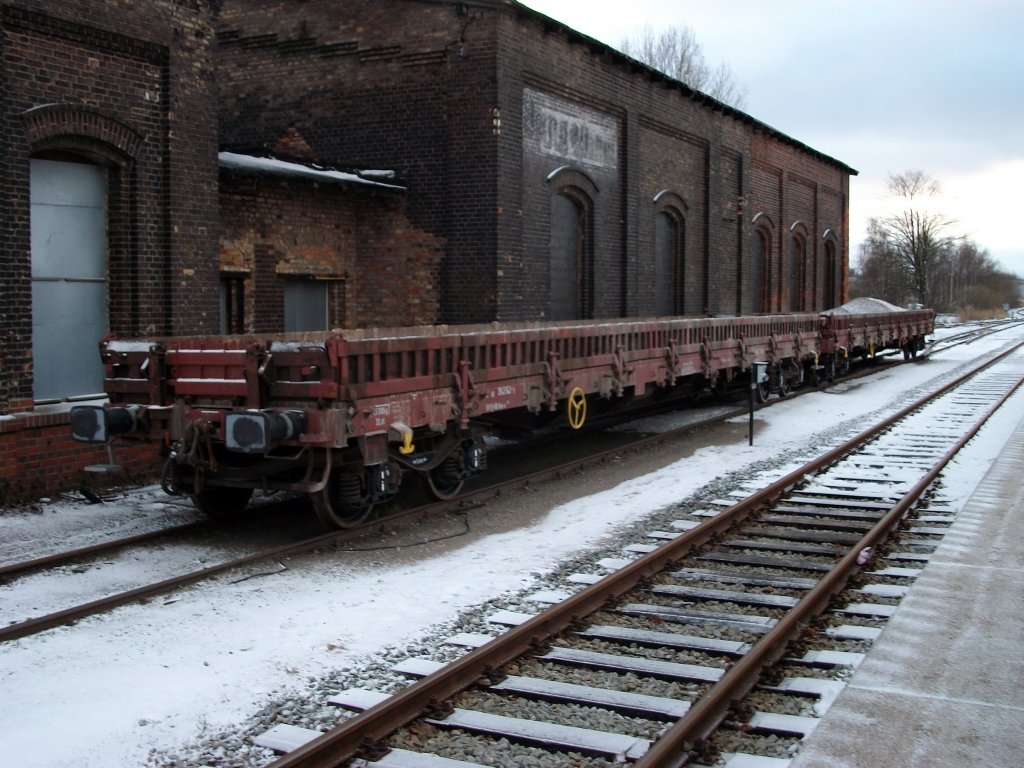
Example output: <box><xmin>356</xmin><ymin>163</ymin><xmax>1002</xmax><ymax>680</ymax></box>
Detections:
<box><xmin>789</xmin><ymin>408</ymin><xmax>1024</xmax><ymax>768</ymax></box>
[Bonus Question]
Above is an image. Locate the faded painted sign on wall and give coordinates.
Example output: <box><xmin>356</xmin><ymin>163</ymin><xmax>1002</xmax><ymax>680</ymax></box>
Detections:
<box><xmin>523</xmin><ymin>88</ymin><xmax>618</xmax><ymax>171</ymax></box>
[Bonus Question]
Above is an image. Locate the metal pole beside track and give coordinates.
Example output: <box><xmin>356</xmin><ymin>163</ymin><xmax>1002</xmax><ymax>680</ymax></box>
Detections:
<box><xmin>748</xmin><ymin>378</ymin><xmax>754</xmax><ymax>446</ymax></box>
<box><xmin>750</xmin><ymin>361</ymin><xmax>767</xmax><ymax>446</ymax></box>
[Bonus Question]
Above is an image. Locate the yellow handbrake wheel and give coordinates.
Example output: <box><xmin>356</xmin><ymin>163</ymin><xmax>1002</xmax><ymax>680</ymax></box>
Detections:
<box><xmin>568</xmin><ymin>387</ymin><xmax>587</xmax><ymax>430</ymax></box>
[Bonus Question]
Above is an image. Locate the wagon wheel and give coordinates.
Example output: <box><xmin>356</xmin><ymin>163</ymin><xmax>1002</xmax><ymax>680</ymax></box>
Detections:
<box><xmin>190</xmin><ymin>486</ymin><xmax>253</xmax><ymax>519</ymax></box>
<box><xmin>310</xmin><ymin>469</ymin><xmax>373</xmax><ymax>529</ymax></box>
<box><xmin>421</xmin><ymin>455</ymin><xmax>465</xmax><ymax>501</ymax></box>
<box><xmin>807</xmin><ymin>363</ymin><xmax>820</xmax><ymax>388</ymax></box>
<box><xmin>755</xmin><ymin>376</ymin><xmax>771</xmax><ymax>404</ymax></box>
<box><xmin>684</xmin><ymin>381</ymin><xmax>704</xmax><ymax>404</ymax></box>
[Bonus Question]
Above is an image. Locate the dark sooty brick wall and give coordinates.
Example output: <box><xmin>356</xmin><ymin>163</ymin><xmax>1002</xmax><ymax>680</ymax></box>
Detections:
<box><xmin>497</xmin><ymin>7</ymin><xmax>853</xmax><ymax>320</ymax></box>
<box><xmin>217</xmin><ymin>0</ymin><xmax>499</xmax><ymax>326</ymax></box>
<box><xmin>0</xmin><ymin>0</ymin><xmax>217</xmax><ymax>497</ymax></box>
<box><xmin>217</xmin><ymin>0</ymin><xmax>853</xmax><ymax>325</ymax></box>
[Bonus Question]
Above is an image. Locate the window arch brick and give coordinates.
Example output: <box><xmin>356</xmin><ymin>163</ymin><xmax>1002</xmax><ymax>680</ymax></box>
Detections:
<box><xmin>23</xmin><ymin>104</ymin><xmax>142</xmax><ymax>164</ymax></box>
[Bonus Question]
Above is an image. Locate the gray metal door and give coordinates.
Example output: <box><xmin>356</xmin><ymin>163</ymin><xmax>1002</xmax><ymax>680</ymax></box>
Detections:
<box><xmin>31</xmin><ymin>158</ymin><xmax>107</xmax><ymax>401</ymax></box>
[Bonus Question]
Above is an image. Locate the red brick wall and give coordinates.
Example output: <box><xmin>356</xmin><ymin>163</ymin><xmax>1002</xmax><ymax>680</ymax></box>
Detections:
<box><xmin>750</xmin><ymin>131</ymin><xmax>852</xmax><ymax>310</ymax></box>
<box><xmin>0</xmin><ymin>412</ymin><xmax>159</xmax><ymax>503</ymax></box>
<box><xmin>219</xmin><ymin>169</ymin><xmax>444</xmax><ymax>329</ymax></box>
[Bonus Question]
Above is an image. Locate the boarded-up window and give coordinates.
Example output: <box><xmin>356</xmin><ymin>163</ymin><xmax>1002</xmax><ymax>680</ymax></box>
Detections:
<box><xmin>30</xmin><ymin>158</ymin><xmax>107</xmax><ymax>401</ymax></box>
<box><xmin>752</xmin><ymin>229</ymin><xmax>771</xmax><ymax>313</ymax></box>
<box><xmin>550</xmin><ymin>193</ymin><xmax>586</xmax><ymax>320</ymax></box>
<box><xmin>220</xmin><ymin>275</ymin><xmax>246</xmax><ymax>334</ymax></box>
<box><xmin>654</xmin><ymin>211</ymin><xmax>684</xmax><ymax>316</ymax></box>
<box><xmin>824</xmin><ymin>240</ymin><xmax>838</xmax><ymax>309</ymax></box>
<box><xmin>284</xmin><ymin>279</ymin><xmax>328</xmax><ymax>332</ymax></box>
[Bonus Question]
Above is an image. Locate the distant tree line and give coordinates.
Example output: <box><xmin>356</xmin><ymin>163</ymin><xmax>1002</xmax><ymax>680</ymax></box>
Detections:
<box><xmin>851</xmin><ymin>170</ymin><xmax>1020</xmax><ymax>314</ymax></box>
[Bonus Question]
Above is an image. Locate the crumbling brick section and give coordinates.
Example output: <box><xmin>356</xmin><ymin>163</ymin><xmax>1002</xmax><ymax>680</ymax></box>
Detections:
<box><xmin>220</xmin><ymin>168</ymin><xmax>443</xmax><ymax>330</ymax></box>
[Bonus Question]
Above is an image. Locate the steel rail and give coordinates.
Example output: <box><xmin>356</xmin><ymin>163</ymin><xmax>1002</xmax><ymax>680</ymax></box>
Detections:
<box><xmin>634</xmin><ymin>368</ymin><xmax>1024</xmax><ymax>767</ymax></box>
<box><xmin>266</xmin><ymin>343</ymin><xmax>1024</xmax><ymax>767</ymax></box>
<box><xmin>927</xmin><ymin>319</ymin><xmax>1024</xmax><ymax>355</ymax></box>
<box><xmin>0</xmin><ymin>342</ymin><xmax>1005</xmax><ymax>645</ymax></box>
<box><xmin>0</xmin><ymin>520</ymin><xmax>207</xmax><ymax>578</ymax></box>
<box><xmin>0</xmin><ymin>359</ymin><xmax>810</xmax><ymax>642</ymax></box>
<box><xmin>0</xmin><ymin>498</ymin><xmax>452</xmax><ymax>643</ymax></box>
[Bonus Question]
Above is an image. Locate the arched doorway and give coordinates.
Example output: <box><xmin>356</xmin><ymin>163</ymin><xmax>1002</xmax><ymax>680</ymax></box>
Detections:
<box><xmin>30</xmin><ymin>157</ymin><xmax>107</xmax><ymax>401</ymax></box>
<box><xmin>549</xmin><ymin>188</ymin><xmax>593</xmax><ymax>320</ymax></box>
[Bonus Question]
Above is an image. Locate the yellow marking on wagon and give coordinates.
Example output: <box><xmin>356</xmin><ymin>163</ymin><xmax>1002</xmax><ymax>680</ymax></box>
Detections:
<box><xmin>567</xmin><ymin>387</ymin><xmax>587</xmax><ymax>430</ymax></box>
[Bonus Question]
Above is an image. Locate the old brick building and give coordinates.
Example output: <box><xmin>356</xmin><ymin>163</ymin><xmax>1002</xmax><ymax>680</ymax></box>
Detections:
<box><xmin>1</xmin><ymin>0</ymin><xmax>856</xmax><ymax>500</ymax></box>
<box><xmin>217</xmin><ymin>0</ymin><xmax>855</xmax><ymax>325</ymax></box>
<box><xmin>0</xmin><ymin>0</ymin><xmax>222</xmax><ymax>497</ymax></box>
<box><xmin>0</xmin><ymin>0</ymin><xmax>439</xmax><ymax>499</ymax></box>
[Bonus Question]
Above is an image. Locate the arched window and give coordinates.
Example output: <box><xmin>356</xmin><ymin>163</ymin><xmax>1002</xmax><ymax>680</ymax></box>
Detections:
<box><xmin>24</xmin><ymin>106</ymin><xmax>141</xmax><ymax>402</ymax></box>
<box><xmin>654</xmin><ymin>208</ymin><xmax>685</xmax><ymax>316</ymax></box>
<box><xmin>823</xmin><ymin>235</ymin><xmax>838</xmax><ymax>309</ymax></box>
<box><xmin>790</xmin><ymin>229</ymin><xmax>807</xmax><ymax>312</ymax></box>
<box><xmin>753</xmin><ymin>227</ymin><xmax>771</xmax><ymax>313</ymax></box>
<box><xmin>548</xmin><ymin>170</ymin><xmax>595</xmax><ymax>320</ymax></box>
<box><xmin>550</xmin><ymin>192</ymin><xmax>584</xmax><ymax>319</ymax></box>
<box><xmin>751</xmin><ymin>213</ymin><xmax>774</xmax><ymax>313</ymax></box>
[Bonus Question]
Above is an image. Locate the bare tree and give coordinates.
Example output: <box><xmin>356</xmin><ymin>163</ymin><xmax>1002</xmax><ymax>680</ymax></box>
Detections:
<box><xmin>870</xmin><ymin>170</ymin><xmax>961</xmax><ymax>307</ymax></box>
<box><xmin>933</xmin><ymin>240</ymin><xmax>1020</xmax><ymax>312</ymax></box>
<box><xmin>851</xmin><ymin>222</ymin><xmax>914</xmax><ymax>305</ymax></box>
<box><xmin>620</xmin><ymin>24</ymin><xmax>747</xmax><ymax>109</ymax></box>
<box><xmin>856</xmin><ymin>173</ymin><xmax>1019</xmax><ymax>312</ymax></box>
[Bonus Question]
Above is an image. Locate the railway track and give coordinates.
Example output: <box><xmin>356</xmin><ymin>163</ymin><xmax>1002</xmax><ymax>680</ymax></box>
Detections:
<box><xmin>0</xmin><ymin>334</ymin><xmax>996</xmax><ymax>647</ymax></box>
<box><xmin>926</xmin><ymin>317</ymin><xmax>1024</xmax><ymax>354</ymax></box>
<box><xmin>0</xmin><ymin>519</ymin><xmax>208</xmax><ymax>580</ymax></box>
<box><xmin>0</xmin><ymin>353</ymin><xmax>907</xmax><ymax>644</ymax></box>
<box><xmin>247</xmin><ymin>342</ymin><xmax>1024</xmax><ymax>767</ymax></box>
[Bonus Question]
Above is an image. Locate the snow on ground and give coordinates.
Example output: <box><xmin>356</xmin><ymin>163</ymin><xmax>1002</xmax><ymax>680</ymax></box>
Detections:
<box><xmin>1</xmin><ymin>324</ymin><xmax>1023</xmax><ymax>768</ymax></box>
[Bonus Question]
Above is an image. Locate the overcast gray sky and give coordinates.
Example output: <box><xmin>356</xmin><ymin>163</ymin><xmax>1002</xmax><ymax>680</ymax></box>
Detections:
<box><xmin>520</xmin><ymin>0</ymin><xmax>1024</xmax><ymax>278</ymax></box>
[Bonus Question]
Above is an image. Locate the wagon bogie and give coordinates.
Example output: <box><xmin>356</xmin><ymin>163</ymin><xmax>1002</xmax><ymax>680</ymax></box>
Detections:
<box><xmin>417</xmin><ymin>436</ymin><xmax>487</xmax><ymax>501</ymax></box>
<box><xmin>311</xmin><ymin>460</ymin><xmax>401</xmax><ymax>529</ymax></box>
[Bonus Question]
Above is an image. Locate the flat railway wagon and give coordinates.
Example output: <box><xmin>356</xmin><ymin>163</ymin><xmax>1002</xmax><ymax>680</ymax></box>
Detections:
<box><xmin>71</xmin><ymin>308</ymin><xmax>933</xmax><ymax>528</ymax></box>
